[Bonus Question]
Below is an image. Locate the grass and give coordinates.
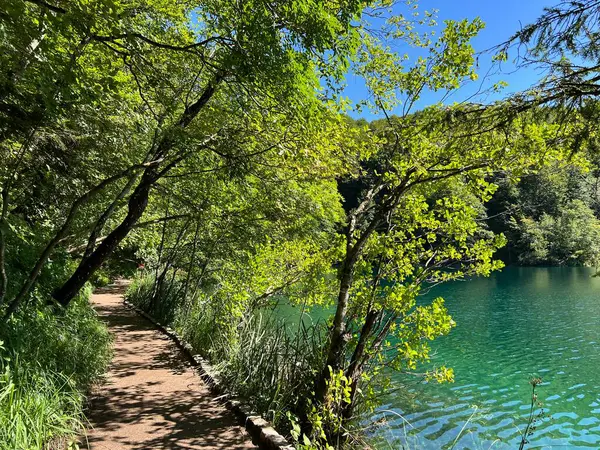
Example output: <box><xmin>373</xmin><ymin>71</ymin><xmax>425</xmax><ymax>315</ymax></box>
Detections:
<box><xmin>211</xmin><ymin>313</ymin><xmax>327</xmax><ymax>427</ymax></box>
<box><xmin>126</xmin><ymin>272</ymin><xmax>328</xmax><ymax>433</ymax></box>
<box><xmin>126</xmin><ymin>273</ymin><xmax>183</xmax><ymax>325</ymax></box>
<box><xmin>0</xmin><ymin>354</ymin><xmax>84</xmax><ymax>450</ymax></box>
<box><xmin>0</xmin><ymin>284</ymin><xmax>112</xmax><ymax>449</ymax></box>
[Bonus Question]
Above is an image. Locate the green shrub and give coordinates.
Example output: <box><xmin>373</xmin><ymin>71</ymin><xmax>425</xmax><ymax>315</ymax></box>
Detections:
<box><xmin>0</xmin><ymin>285</ymin><xmax>112</xmax><ymax>449</ymax></box>
<box><xmin>90</xmin><ymin>269</ymin><xmax>111</xmax><ymax>288</ymax></box>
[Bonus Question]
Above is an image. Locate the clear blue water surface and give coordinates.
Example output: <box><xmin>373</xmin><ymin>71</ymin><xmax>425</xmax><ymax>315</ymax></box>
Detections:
<box><xmin>371</xmin><ymin>267</ymin><xmax>600</xmax><ymax>449</ymax></box>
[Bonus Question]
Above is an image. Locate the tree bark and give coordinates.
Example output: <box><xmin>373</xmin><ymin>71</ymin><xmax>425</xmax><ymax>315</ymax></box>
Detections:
<box><xmin>82</xmin><ymin>172</ymin><xmax>139</xmax><ymax>260</ymax></box>
<box><xmin>181</xmin><ymin>221</ymin><xmax>200</xmax><ymax>303</ymax></box>
<box><xmin>313</xmin><ymin>254</ymin><xmax>355</xmax><ymax>404</ymax></box>
<box><xmin>52</xmin><ymin>75</ymin><xmax>222</xmax><ymax>306</ymax></box>
<box><xmin>151</xmin><ymin>200</ymin><xmax>170</xmax><ymax>307</ymax></box>
<box><xmin>340</xmin><ymin>308</ymin><xmax>381</xmax><ymax>420</ymax></box>
<box><xmin>53</xmin><ymin>172</ymin><xmax>154</xmax><ymax>305</ymax></box>
<box><xmin>0</xmin><ymin>186</ymin><xmax>8</xmax><ymax>305</ymax></box>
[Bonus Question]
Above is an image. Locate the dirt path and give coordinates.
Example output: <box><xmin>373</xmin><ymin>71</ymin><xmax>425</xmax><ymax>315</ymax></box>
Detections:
<box><xmin>85</xmin><ymin>283</ymin><xmax>256</xmax><ymax>450</ymax></box>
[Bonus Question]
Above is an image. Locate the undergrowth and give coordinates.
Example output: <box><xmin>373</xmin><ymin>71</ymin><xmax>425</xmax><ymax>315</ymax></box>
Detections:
<box><xmin>126</xmin><ymin>272</ymin><xmax>328</xmax><ymax>437</ymax></box>
<box><xmin>0</xmin><ymin>284</ymin><xmax>112</xmax><ymax>449</ymax></box>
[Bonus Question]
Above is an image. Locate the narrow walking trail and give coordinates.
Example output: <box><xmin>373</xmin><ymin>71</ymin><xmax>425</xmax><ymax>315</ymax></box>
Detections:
<box><xmin>85</xmin><ymin>283</ymin><xmax>256</xmax><ymax>449</ymax></box>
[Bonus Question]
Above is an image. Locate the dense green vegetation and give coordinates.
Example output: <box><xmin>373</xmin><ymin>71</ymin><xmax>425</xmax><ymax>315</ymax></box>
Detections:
<box><xmin>2</xmin><ymin>0</ymin><xmax>600</xmax><ymax>448</ymax></box>
<box><xmin>488</xmin><ymin>162</ymin><xmax>600</xmax><ymax>266</ymax></box>
<box><xmin>0</xmin><ymin>285</ymin><xmax>111</xmax><ymax>449</ymax></box>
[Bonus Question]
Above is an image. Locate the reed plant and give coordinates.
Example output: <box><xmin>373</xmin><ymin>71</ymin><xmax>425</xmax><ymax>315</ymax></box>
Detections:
<box><xmin>126</xmin><ymin>272</ymin><xmax>184</xmax><ymax>325</ymax></box>
<box><xmin>127</xmin><ymin>273</ymin><xmax>328</xmax><ymax>432</ymax></box>
<box><xmin>214</xmin><ymin>313</ymin><xmax>327</xmax><ymax>427</ymax></box>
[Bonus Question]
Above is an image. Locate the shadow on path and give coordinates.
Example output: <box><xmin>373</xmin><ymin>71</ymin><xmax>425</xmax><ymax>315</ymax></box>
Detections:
<box><xmin>85</xmin><ymin>282</ymin><xmax>255</xmax><ymax>450</ymax></box>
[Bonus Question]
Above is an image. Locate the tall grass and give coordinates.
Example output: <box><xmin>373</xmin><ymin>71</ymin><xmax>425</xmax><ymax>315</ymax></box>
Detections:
<box><xmin>0</xmin><ymin>353</ymin><xmax>84</xmax><ymax>450</ymax></box>
<box><xmin>126</xmin><ymin>273</ymin><xmax>183</xmax><ymax>325</ymax></box>
<box><xmin>0</xmin><ymin>284</ymin><xmax>112</xmax><ymax>449</ymax></box>
<box><xmin>211</xmin><ymin>314</ymin><xmax>327</xmax><ymax>426</ymax></box>
<box><xmin>127</xmin><ymin>273</ymin><xmax>327</xmax><ymax>431</ymax></box>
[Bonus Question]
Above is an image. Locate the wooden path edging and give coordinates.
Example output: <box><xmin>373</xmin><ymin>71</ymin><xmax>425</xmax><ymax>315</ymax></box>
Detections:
<box><xmin>122</xmin><ymin>299</ymin><xmax>295</xmax><ymax>450</ymax></box>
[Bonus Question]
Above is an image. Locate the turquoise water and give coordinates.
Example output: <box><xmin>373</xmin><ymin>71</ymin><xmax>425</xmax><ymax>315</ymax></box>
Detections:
<box><xmin>372</xmin><ymin>267</ymin><xmax>600</xmax><ymax>449</ymax></box>
<box><xmin>277</xmin><ymin>267</ymin><xmax>600</xmax><ymax>449</ymax></box>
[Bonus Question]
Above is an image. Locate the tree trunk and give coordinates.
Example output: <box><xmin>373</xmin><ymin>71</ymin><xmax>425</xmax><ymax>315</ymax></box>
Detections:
<box><xmin>2</xmin><ymin>164</ymin><xmax>148</xmax><ymax>321</ymax></box>
<box><xmin>313</xmin><ymin>257</ymin><xmax>355</xmax><ymax>404</ymax></box>
<box><xmin>341</xmin><ymin>308</ymin><xmax>381</xmax><ymax>420</ymax></box>
<box><xmin>151</xmin><ymin>201</ymin><xmax>170</xmax><ymax>306</ymax></box>
<box><xmin>181</xmin><ymin>221</ymin><xmax>200</xmax><ymax>305</ymax></box>
<box><xmin>0</xmin><ymin>186</ymin><xmax>8</xmax><ymax>305</ymax></box>
<box><xmin>310</xmin><ymin>209</ymin><xmax>385</xmax><ymax>440</ymax></box>
<box><xmin>82</xmin><ymin>172</ymin><xmax>139</xmax><ymax>260</ymax></box>
<box><xmin>52</xmin><ymin>75</ymin><xmax>222</xmax><ymax>306</ymax></box>
<box><xmin>53</xmin><ymin>173</ymin><xmax>153</xmax><ymax>305</ymax></box>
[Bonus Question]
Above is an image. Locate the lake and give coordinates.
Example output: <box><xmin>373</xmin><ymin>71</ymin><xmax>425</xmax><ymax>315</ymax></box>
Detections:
<box><xmin>372</xmin><ymin>267</ymin><xmax>600</xmax><ymax>449</ymax></box>
<box><xmin>279</xmin><ymin>267</ymin><xmax>600</xmax><ymax>449</ymax></box>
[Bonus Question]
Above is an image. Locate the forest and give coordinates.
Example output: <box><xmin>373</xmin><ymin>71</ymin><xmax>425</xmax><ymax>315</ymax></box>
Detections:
<box><xmin>1</xmin><ymin>0</ymin><xmax>600</xmax><ymax>449</ymax></box>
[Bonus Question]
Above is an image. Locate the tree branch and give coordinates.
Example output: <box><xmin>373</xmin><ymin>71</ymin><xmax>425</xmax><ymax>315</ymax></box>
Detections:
<box><xmin>1</xmin><ymin>161</ymin><xmax>160</xmax><ymax>320</ymax></box>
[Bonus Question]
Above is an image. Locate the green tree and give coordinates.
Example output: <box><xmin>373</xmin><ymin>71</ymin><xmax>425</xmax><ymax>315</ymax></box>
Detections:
<box><xmin>486</xmin><ymin>160</ymin><xmax>600</xmax><ymax>265</ymax></box>
<box><xmin>0</xmin><ymin>0</ymin><xmax>368</xmax><ymax>319</ymax></box>
<box><xmin>518</xmin><ymin>199</ymin><xmax>600</xmax><ymax>265</ymax></box>
<box><xmin>302</xmin><ymin>5</ymin><xmax>582</xmax><ymax>443</ymax></box>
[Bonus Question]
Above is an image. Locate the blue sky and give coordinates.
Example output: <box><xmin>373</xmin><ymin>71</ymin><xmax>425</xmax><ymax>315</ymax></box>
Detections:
<box><xmin>345</xmin><ymin>0</ymin><xmax>556</xmax><ymax>119</ymax></box>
